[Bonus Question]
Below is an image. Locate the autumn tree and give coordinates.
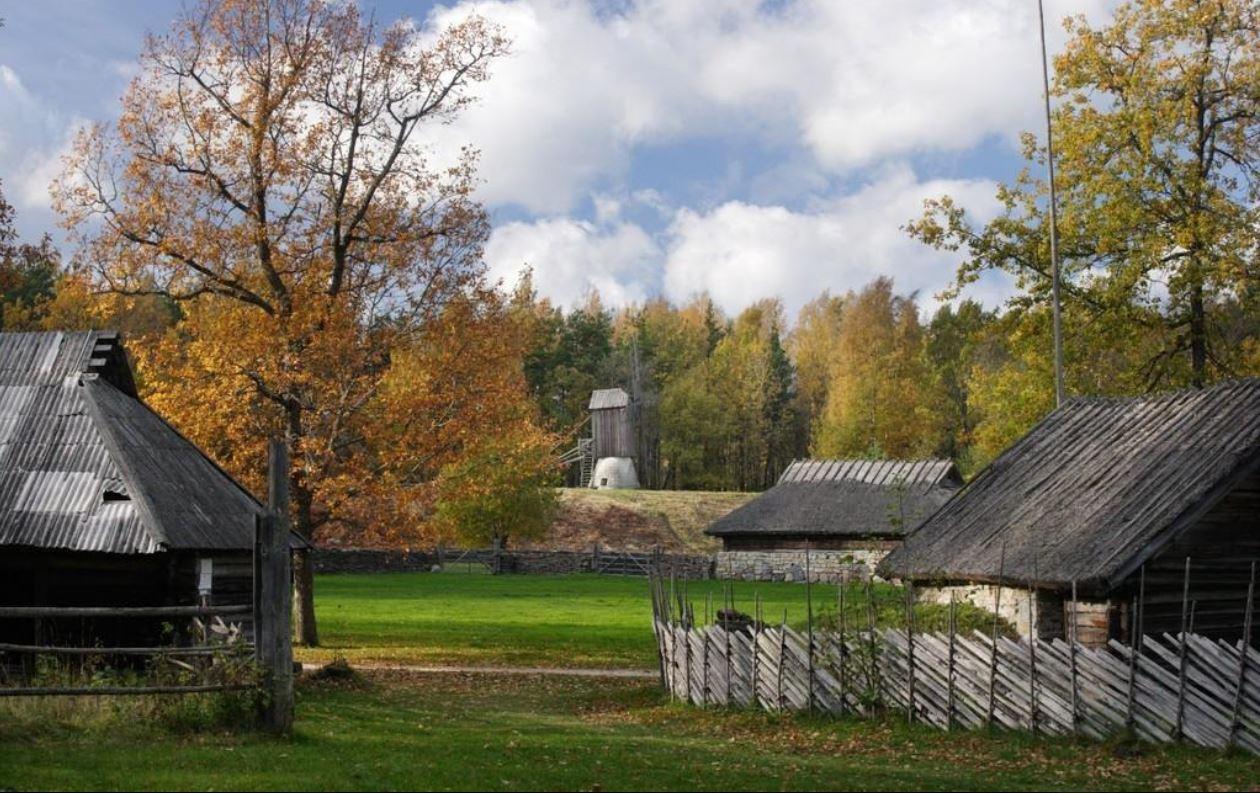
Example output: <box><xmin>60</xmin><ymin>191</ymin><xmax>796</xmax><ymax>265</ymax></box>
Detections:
<box><xmin>909</xmin><ymin>0</ymin><xmax>1260</xmax><ymax>390</ymax></box>
<box><xmin>55</xmin><ymin>0</ymin><xmax>509</xmax><ymax>644</ymax></box>
<box><xmin>924</xmin><ymin>300</ymin><xmax>994</xmax><ymax>470</ymax></box>
<box><xmin>813</xmin><ymin>279</ymin><xmax>941</xmax><ymax>459</ymax></box>
<box><xmin>432</xmin><ymin>425</ymin><xmax>560</xmax><ymax>550</ymax></box>
<box><xmin>0</xmin><ymin>180</ymin><xmax>60</xmax><ymax>330</ymax></box>
<box><xmin>789</xmin><ymin>291</ymin><xmax>846</xmax><ymax>439</ymax></box>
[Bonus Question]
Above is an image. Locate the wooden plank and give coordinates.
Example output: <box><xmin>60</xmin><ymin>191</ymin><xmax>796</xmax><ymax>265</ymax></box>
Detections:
<box><xmin>0</xmin><ymin>642</ymin><xmax>252</xmax><ymax>656</ymax></box>
<box><xmin>0</xmin><ymin>605</ymin><xmax>252</xmax><ymax>618</ymax></box>
<box><xmin>0</xmin><ymin>684</ymin><xmax>254</xmax><ymax>698</ymax></box>
<box><xmin>257</xmin><ymin>439</ymin><xmax>294</xmax><ymax>734</ymax></box>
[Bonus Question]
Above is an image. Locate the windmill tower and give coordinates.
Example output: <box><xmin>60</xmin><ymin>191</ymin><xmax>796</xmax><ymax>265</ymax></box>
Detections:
<box><xmin>587</xmin><ymin>388</ymin><xmax>639</xmax><ymax>489</ymax></box>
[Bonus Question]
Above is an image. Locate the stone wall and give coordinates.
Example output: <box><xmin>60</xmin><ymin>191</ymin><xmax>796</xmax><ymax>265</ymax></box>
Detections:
<box><xmin>312</xmin><ymin>547</ymin><xmax>714</xmax><ymax>578</ymax></box>
<box><xmin>312</xmin><ymin>548</ymin><xmax>439</xmax><ymax>574</ymax></box>
<box><xmin>715</xmin><ymin>547</ymin><xmax>892</xmax><ymax>583</ymax></box>
<box><xmin>917</xmin><ymin>584</ymin><xmax>1065</xmax><ymax>640</ymax></box>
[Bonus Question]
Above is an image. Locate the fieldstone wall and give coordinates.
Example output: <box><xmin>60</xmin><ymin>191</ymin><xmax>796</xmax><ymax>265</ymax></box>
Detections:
<box><xmin>716</xmin><ymin>547</ymin><xmax>891</xmax><ymax>583</ymax></box>
<box><xmin>312</xmin><ymin>548</ymin><xmax>438</xmax><ymax>574</ymax></box>
<box><xmin>312</xmin><ymin>547</ymin><xmax>714</xmax><ymax>578</ymax></box>
<box><xmin>918</xmin><ymin>584</ymin><xmax>1065</xmax><ymax>640</ymax></box>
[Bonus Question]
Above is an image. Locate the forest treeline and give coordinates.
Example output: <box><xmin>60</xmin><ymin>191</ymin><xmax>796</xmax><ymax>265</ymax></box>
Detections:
<box><xmin>512</xmin><ymin>267</ymin><xmax>1259</xmax><ymax>492</ymax></box>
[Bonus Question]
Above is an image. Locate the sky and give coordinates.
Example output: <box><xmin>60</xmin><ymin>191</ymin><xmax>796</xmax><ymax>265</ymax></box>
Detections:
<box><xmin>0</xmin><ymin>0</ymin><xmax>1111</xmax><ymax>320</ymax></box>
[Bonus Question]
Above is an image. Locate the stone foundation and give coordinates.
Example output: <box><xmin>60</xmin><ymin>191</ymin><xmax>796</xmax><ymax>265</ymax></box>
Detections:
<box><xmin>716</xmin><ymin>547</ymin><xmax>892</xmax><ymax>583</ymax></box>
<box><xmin>917</xmin><ymin>584</ymin><xmax>1065</xmax><ymax>639</ymax></box>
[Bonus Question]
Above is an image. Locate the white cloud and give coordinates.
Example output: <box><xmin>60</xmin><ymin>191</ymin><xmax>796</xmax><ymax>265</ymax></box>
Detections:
<box><xmin>0</xmin><ymin>63</ymin><xmax>80</xmax><ymax>233</ymax></box>
<box><xmin>661</xmin><ymin>166</ymin><xmax>1008</xmax><ymax>317</ymax></box>
<box><xmin>487</xmin><ymin>167</ymin><xmax>1011</xmax><ymax>316</ymax></box>
<box><xmin>425</xmin><ymin>0</ymin><xmax>1109</xmax><ymax>211</ymax></box>
<box><xmin>484</xmin><ymin>215</ymin><xmax>662</xmax><ymax>308</ymax></box>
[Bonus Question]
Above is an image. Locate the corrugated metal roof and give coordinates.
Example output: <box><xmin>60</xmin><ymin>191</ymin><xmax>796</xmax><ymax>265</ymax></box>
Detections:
<box><xmin>706</xmin><ymin>458</ymin><xmax>962</xmax><ymax>539</ymax></box>
<box><xmin>0</xmin><ymin>331</ymin><xmax>264</xmax><ymax>554</ymax></box>
<box><xmin>878</xmin><ymin>379</ymin><xmax>1260</xmax><ymax>593</ymax></box>
<box><xmin>589</xmin><ymin>388</ymin><xmax>630</xmax><ymax>410</ymax></box>
<box><xmin>777</xmin><ymin>458</ymin><xmax>959</xmax><ymax>487</ymax></box>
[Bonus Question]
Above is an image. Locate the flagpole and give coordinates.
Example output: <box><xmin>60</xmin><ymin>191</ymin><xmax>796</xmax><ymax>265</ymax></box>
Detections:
<box><xmin>1038</xmin><ymin>0</ymin><xmax>1065</xmax><ymax>407</ymax></box>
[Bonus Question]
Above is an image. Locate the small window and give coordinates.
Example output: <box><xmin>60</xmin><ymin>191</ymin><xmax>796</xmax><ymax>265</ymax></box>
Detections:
<box><xmin>198</xmin><ymin>558</ymin><xmax>214</xmax><ymax>596</ymax></box>
<box><xmin>103</xmin><ymin>490</ymin><xmax>130</xmax><ymax>502</ymax></box>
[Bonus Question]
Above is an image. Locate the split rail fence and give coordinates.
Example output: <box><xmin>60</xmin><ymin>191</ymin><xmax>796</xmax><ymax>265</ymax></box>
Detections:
<box><xmin>649</xmin><ymin>570</ymin><xmax>1260</xmax><ymax>755</ymax></box>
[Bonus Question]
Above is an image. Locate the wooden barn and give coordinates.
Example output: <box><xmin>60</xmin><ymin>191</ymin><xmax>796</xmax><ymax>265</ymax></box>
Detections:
<box><xmin>0</xmin><ymin>330</ymin><xmax>276</xmax><ymax>651</ymax></box>
<box><xmin>879</xmin><ymin>379</ymin><xmax>1260</xmax><ymax>647</ymax></box>
<box><xmin>707</xmin><ymin>459</ymin><xmax>962</xmax><ymax>582</ymax></box>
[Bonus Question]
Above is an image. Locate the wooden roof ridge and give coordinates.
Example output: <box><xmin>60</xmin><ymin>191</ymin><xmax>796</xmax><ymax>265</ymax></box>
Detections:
<box><xmin>878</xmin><ymin>378</ymin><xmax>1260</xmax><ymax>593</ymax></box>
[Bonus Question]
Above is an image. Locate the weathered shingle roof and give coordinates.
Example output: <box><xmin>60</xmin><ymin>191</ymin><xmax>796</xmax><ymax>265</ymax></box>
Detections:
<box><xmin>0</xmin><ymin>331</ymin><xmax>265</xmax><ymax>554</ymax></box>
<box><xmin>589</xmin><ymin>388</ymin><xmax>629</xmax><ymax>410</ymax></box>
<box><xmin>706</xmin><ymin>458</ymin><xmax>961</xmax><ymax>539</ymax></box>
<box><xmin>878</xmin><ymin>380</ymin><xmax>1260</xmax><ymax>593</ymax></box>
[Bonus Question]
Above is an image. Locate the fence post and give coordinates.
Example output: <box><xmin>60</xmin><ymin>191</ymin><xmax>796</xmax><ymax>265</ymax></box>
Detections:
<box><xmin>256</xmin><ymin>438</ymin><xmax>294</xmax><ymax>734</ymax></box>
<box><xmin>1068</xmin><ymin>580</ymin><xmax>1079</xmax><ymax>736</ymax></box>
<box><xmin>1027</xmin><ymin>579</ymin><xmax>1038</xmax><ymax>735</ymax></box>
<box><xmin>753</xmin><ymin>592</ymin><xmax>762</xmax><ymax>709</ymax></box>
<box><xmin>838</xmin><ymin>582</ymin><xmax>848</xmax><ymax>715</ymax></box>
<box><xmin>1229</xmin><ymin>561</ymin><xmax>1256</xmax><ymax>748</ymax></box>
<box><xmin>437</xmin><ymin>542</ymin><xmax>446</xmax><ymax>571</ymax></box>
<box><xmin>1176</xmin><ymin>557</ymin><xmax>1192</xmax><ymax>741</ymax></box>
<box><xmin>805</xmin><ymin>544</ymin><xmax>815</xmax><ymax>713</ymax></box>
<box><xmin>947</xmin><ymin>593</ymin><xmax>956</xmax><ymax>731</ymax></box>
<box><xmin>906</xmin><ymin>579</ymin><xmax>916</xmax><ymax>724</ymax></box>
<box><xmin>702</xmin><ymin>592</ymin><xmax>712</xmax><ymax>706</ymax></box>
<box><xmin>776</xmin><ymin>609</ymin><xmax>788</xmax><ymax>711</ymax></box>
<box><xmin>1126</xmin><ymin>565</ymin><xmax>1145</xmax><ymax>733</ymax></box>
<box><xmin>723</xmin><ymin>580</ymin><xmax>732</xmax><ymax>706</ymax></box>
<box><xmin>592</xmin><ymin>541</ymin><xmax>601</xmax><ymax>572</ymax></box>
<box><xmin>683</xmin><ymin>582</ymin><xmax>692</xmax><ymax>704</ymax></box>
<box><xmin>865</xmin><ymin>576</ymin><xmax>880</xmax><ymax>708</ymax></box>
<box><xmin>987</xmin><ymin>543</ymin><xmax>1005</xmax><ymax>729</ymax></box>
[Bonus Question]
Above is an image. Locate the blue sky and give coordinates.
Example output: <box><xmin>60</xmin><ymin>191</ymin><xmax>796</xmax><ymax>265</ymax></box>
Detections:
<box><xmin>0</xmin><ymin>0</ymin><xmax>1109</xmax><ymax>319</ymax></box>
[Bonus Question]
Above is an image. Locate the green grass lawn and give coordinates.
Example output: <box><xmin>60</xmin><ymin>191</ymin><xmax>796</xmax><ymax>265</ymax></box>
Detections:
<box><xmin>2</xmin><ymin>671</ymin><xmax>1256</xmax><ymax>792</ymax></box>
<box><xmin>5</xmin><ymin>572</ymin><xmax>1255</xmax><ymax>791</ymax></box>
<box><xmin>296</xmin><ymin>571</ymin><xmax>1001</xmax><ymax>669</ymax></box>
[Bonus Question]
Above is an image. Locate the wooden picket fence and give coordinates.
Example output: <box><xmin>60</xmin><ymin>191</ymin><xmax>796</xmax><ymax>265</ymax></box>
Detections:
<box><xmin>649</xmin><ymin>579</ymin><xmax>1260</xmax><ymax>755</ymax></box>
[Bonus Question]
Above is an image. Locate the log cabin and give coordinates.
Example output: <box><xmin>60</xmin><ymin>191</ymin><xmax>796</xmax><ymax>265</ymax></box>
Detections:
<box><xmin>0</xmin><ymin>331</ymin><xmax>282</xmax><ymax>651</ymax></box>
<box><xmin>706</xmin><ymin>459</ymin><xmax>962</xmax><ymax>582</ymax></box>
<box><xmin>878</xmin><ymin>379</ymin><xmax>1260</xmax><ymax>647</ymax></box>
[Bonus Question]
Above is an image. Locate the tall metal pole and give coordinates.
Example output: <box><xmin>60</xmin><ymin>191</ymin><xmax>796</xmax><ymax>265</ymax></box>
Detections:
<box><xmin>1038</xmin><ymin>0</ymin><xmax>1065</xmax><ymax>407</ymax></box>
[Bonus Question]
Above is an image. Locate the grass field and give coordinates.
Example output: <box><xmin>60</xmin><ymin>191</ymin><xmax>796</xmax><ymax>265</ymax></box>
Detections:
<box><xmin>3</xmin><ymin>671</ymin><xmax>1257</xmax><ymax>791</ymax></box>
<box><xmin>3</xmin><ymin>572</ymin><xmax>1258</xmax><ymax>791</ymax></box>
<box><xmin>295</xmin><ymin>571</ymin><xmax>1003</xmax><ymax>669</ymax></box>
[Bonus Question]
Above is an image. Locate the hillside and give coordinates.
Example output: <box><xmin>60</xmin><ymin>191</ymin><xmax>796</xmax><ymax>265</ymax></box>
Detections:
<box><xmin>516</xmin><ymin>488</ymin><xmax>756</xmax><ymax>554</ymax></box>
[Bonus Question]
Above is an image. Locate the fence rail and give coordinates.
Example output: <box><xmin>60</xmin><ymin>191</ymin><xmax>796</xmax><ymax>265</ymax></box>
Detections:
<box><xmin>650</xmin><ymin>574</ymin><xmax>1260</xmax><ymax>755</ymax></box>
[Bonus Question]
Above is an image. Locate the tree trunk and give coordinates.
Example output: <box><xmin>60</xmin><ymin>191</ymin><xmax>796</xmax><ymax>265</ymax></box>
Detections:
<box><xmin>1189</xmin><ymin>279</ymin><xmax>1207</xmax><ymax>388</ymax></box>
<box><xmin>292</xmin><ymin>548</ymin><xmax>319</xmax><ymax>646</ymax></box>
<box><xmin>286</xmin><ymin>405</ymin><xmax>320</xmax><ymax>647</ymax></box>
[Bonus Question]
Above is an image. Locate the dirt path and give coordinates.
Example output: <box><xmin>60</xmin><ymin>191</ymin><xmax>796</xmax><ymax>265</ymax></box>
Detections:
<box><xmin>301</xmin><ymin>662</ymin><xmax>658</xmax><ymax>679</ymax></box>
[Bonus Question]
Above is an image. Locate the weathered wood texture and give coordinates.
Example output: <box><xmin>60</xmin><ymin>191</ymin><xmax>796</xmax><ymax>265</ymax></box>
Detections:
<box><xmin>650</xmin><ymin>574</ymin><xmax>1260</xmax><ymax>754</ymax></box>
<box><xmin>655</xmin><ymin>619</ymin><xmax>1260</xmax><ymax>753</ymax></box>
<box><xmin>254</xmin><ymin>439</ymin><xmax>294</xmax><ymax>734</ymax></box>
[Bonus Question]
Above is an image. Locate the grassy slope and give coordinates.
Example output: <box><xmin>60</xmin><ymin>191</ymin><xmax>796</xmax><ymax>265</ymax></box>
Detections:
<box><xmin>2</xmin><ymin>672</ymin><xmax>1256</xmax><ymax>792</ymax></box>
<box><xmin>295</xmin><ymin>571</ymin><xmax>1005</xmax><ymax>670</ymax></box>
<box><xmin>553</xmin><ymin>488</ymin><xmax>755</xmax><ymax>552</ymax></box>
